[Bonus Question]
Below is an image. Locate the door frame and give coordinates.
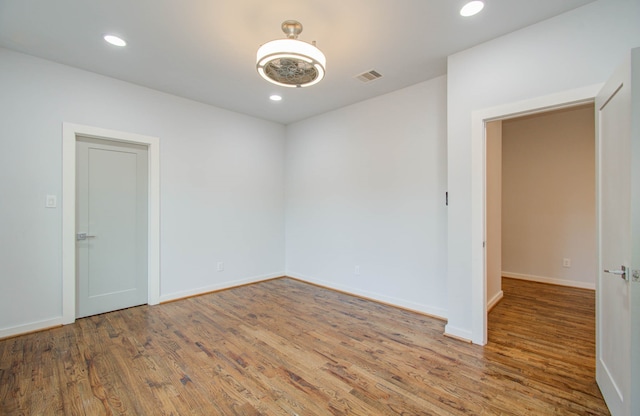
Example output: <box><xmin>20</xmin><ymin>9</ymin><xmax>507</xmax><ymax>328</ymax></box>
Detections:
<box><xmin>62</xmin><ymin>123</ymin><xmax>160</xmax><ymax>324</ymax></box>
<box><xmin>469</xmin><ymin>84</ymin><xmax>602</xmax><ymax>345</ymax></box>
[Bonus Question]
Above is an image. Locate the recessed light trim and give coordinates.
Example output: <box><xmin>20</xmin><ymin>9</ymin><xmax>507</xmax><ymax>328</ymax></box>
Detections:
<box><xmin>460</xmin><ymin>1</ymin><xmax>484</xmax><ymax>17</ymax></box>
<box><xmin>104</xmin><ymin>34</ymin><xmax>127</xmax><ymax>47</ymax></box>
<box><xmin>269</xmin><ymin>94</ymin><xmax>283</xmax><ymax>101</ymax></box>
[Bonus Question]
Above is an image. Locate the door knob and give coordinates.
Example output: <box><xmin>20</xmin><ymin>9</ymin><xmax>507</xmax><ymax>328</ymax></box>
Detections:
<box><xmin>604</xmin><ymin>265</ymin><xmax>627</xmax><ymax>281</ymax></box>
<box><xmin>76</xmin><ymin>232</ymin><xmax>96</xmax><ymax>241</ymax></box>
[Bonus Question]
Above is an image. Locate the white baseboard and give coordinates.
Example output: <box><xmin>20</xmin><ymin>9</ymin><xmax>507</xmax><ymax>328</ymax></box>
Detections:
<box><xmin>286</xmin><ymin>271</ymin><xmax>447</xmax><ymax>320</ymax></box>
<box><xmin>159</xmin><ymin>272</ymin><xmax>285</xmax><ymax>303</ymax></box>
<box><xmin>444</xmin><ymin>324</ymin><xmax>473</xmax><ymax>343</ymax></box>
<box><xmin>0</xmin><ymin>317</ymin><xmax>63</xmax><ymax>340</ymax></box>
<box><xmin>487</xmin><ymin>290</ymin><xmax>504</xmax><ymax>311</ymax></box>
<box><xmin>1</xmin><ymin>273</ymin><xmax>285</xmax><ymax>339</ymax></box>
<box><xmin>502</xmin><ymin>271</ymin><xmax>595</xmax><ymax>290</ymax></box>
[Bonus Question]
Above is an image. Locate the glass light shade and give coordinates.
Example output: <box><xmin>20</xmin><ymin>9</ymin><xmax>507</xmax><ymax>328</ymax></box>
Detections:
<box><xmin>256</xmin><ymin>39</ymin><xmax>326</xmax><ymax>88</ymax></box>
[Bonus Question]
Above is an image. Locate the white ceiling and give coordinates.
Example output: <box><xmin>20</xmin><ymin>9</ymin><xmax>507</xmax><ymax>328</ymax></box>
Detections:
<box><xmin>0</xmin><ymin>0</ymin><xmax>596</xmax><ymax>124</ymax></box>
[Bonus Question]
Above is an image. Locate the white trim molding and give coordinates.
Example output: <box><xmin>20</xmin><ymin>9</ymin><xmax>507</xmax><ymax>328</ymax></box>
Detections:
<box><xmin>502</xmin><ymin>272</ymin><xmax>595</xmax><ymax>290</ymax></box>
<box><xmin>444</xmin><ymin>325</ymin><xmax>473</xmax><ymax>343</ymax></box>
<box><xmin>487</xmin><ymin>290</ymin><xmax>504</xmax><ymax>312</ymax></box>
<box><xmin>0</xmin><ymin>318</ymin><xmax>63</xmax><ymax>340</ymax></box>
<box><xmin>62</xmin><ymin>123</ymin><xmax>161</xmax><ymax>325</ymax></box>
<box><xmin>287</xmin><ymin>271</ymin><xmax>447</xmax><ymax>320</ymax></box>
<box><xmin>159</xmin><ymin>272</ymin><xmax>284</xmax><ymax>303</ymax></box>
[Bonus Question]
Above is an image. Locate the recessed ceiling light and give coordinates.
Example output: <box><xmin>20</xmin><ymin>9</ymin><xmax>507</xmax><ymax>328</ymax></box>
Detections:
<box><xmin>460</xmin><ymin>1</ymin><xmax>485</xmax><ymax>17</ymax></box>
<box><xmin>270</xmin><ymin>95</ymin><xmax>283</xmax><ymax>101</ymax></box>
<box><xmin>103</xmin><ymin>34</ymin><xmax>126</xmax><ymax>47</ymax></box>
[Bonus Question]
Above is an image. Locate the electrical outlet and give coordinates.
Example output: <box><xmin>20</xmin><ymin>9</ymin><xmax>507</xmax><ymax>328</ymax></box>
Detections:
<box><xmin>354</xmin><ymin>265</ymin><xmax>360</xmax><ymax>275</ymax></box>
<box><xmin>217</xmin><ymin>262</ymin><xmax>224</xmax><ymax>272</ymax></box>
<box><xmin>45</xmin><ymin>194</ymin><xmax>57</xmax><ymax>208</ymax></box>
<box><xmin>562</xmin><ymin>258</ymin><xmax>571</xmax><ymax>268</ymax></box>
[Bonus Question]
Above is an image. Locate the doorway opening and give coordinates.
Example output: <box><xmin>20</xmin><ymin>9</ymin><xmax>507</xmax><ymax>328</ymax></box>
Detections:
<box><xmin>61</xmin><ymin>123</ymin><xmax>160</xmax><ymax>324</ymax></box>
<box><xmin>469</xmin><ymin>84</ymin><xmax>602</xmax><ymax>345</ymax></box>
<box><xmin>485</xmin><ymin>104</ymin><xmax>596</xmax><ymax>347</ymax></box>
<box><xmin>486</xmin><ymin>103</ymin><xmax>596</xmax><ymax>309</ymax></box>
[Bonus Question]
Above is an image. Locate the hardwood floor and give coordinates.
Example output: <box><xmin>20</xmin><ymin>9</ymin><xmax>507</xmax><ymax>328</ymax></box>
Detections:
<box><xmin>0</xmin><ymin>277</ymin><xmax>609</xmax><ymax>415</ymax></box>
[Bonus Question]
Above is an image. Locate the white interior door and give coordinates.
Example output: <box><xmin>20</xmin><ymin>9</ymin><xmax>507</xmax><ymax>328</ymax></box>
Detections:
<box><xmin>596</xmin><ymin>48</ymin><xmax>639</xmax><ymax>416</ymax></box>
<box><xmin>76</xmin><ymin>137</ymin><xmax>148</xmax><ymax>318</ymax></box>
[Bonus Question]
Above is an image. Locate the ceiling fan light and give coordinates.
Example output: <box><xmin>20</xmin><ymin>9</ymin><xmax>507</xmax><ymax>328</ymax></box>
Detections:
<box><xmin>256</xmin><ymin>21</ymin><xmax>326</xmax><ymax>88</ymax></box>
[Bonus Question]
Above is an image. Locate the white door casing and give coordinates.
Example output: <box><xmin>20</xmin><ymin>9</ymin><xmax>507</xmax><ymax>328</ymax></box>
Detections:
<box><xmin>466</xmin><ymin>84</ymin><xmax>602</xmax><ymax>345</ymax></box>
<box><xmin>62</xmin><ymin>123</ymin><xmax>160</xmax><ymax>324</ymax></box>
<box><xmin>595</xmin><ymin>48</ymin><xmax>640</xmax><ymax>416</ymax></box>
<box><xmin>76</xmin><ymin>138</ymin><xmax>148</xmax><ymax>318</ymax></box>
<box><xmin>631</xmin><ymin>48</ymin><xmax>640</xmax><ymax>416</ymax></box>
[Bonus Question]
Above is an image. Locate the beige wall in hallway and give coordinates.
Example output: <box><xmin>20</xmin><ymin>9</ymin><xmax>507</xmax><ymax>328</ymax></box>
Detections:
<box><xmin>501</xmin><ymin>104</ymin><xmax>596</xmax><ymax>288</ymax></box>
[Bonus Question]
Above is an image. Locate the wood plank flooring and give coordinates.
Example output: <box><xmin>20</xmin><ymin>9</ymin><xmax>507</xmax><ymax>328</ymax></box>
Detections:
<box><xmin>0</xmin><ymin>277</ymin><xmax>609</xmax><ymax>415</ymax></box>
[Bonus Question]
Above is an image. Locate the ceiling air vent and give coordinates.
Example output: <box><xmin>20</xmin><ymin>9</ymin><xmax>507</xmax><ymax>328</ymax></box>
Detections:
<box><xmin>356</xmin><ymin>70</ymin><xmax>382</xmax><ymax>83</ymax></box>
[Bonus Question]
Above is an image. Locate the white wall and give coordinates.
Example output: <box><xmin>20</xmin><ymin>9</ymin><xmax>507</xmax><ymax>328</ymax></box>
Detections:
<box><xmin>0</xmin><ymin>48</ymin><xmax>286</xmax><ymax>336</ymax></box>
<box><xmin>285</xmin><ymin>76</ymin><xmax>448</xmax><ymax>317</ymax></box>
<box><xmin>447</xmin><ymin>0</ymin><xmax>640</xmax><ymax>342</ymax></box>
<box><xmin>502</xmin><ymin>105</ymin><xmax>596</xmax><ymax>289</ymax></box>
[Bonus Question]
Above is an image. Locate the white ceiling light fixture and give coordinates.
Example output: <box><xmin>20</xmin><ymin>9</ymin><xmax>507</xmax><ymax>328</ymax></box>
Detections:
<box><xmin>460</xmin><ymin>1</ymin><xmax>485</xmax><ymax>17</ymax></box>
<box><xmin>256</xmin><ymin>20</ymin><xmax>326</xmax><ymax>88</ymax></box>
<box><xmin>269</xmin><ymin>94</ymin><xmax>283</xmax><ymax>101</ymax></box>
<box><xmin>103</xmin><ymin>34</ymin><xmax>126</xmax><ymax>47</ymax></box>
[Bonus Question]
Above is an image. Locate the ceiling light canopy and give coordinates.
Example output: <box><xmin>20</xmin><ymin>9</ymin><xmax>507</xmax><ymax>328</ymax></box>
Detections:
<box><xmin>460</xmin><ymin>1</ymin><xmax>485</xmax><ymax>17</ymax></box>
<box><xmin>256</xmin><ymin>20</ymin><xmax>326</xmax><ymax>88</ymax></box>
